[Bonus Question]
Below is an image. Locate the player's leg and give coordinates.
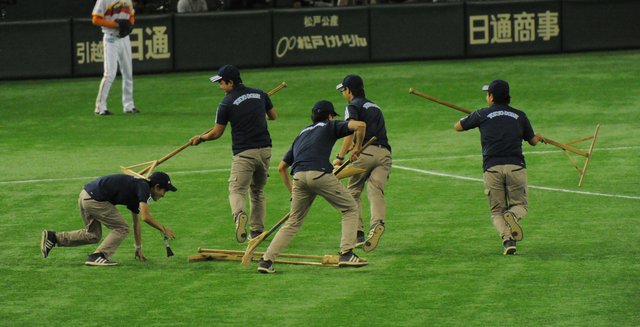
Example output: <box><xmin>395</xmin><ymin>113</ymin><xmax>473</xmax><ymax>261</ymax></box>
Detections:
<box><xmin>248</xmin><ymin>148</ymin><xmax>271</xmax><ymax>237</ymax></box>
<box><xmin>503</xmin><ymin>164</ymin><xmax>528</xmax><ymax>241</ymax></box>
<box><xmin>54</xmin><ymin>190</ymin><xmax>105</xmax><ymax>247</ymax></box>
<box><xmin>118</xmin><ymin>36</ymin><xmax>136</xmax><ymax>112</ymax></box>
<box><xmin>314</xmin><ymin>173</ymin><xmax>359</xmax><ymax>253</ymax></box>
<box><xmin>347</xmin><ymin>155</ymin><xmax>371</xmax><ymax>237</ymax></box>
<box><xmin>262</xmin><ymin>172</ymin><xmax>315</xmax><ymax>262</ymax></box>
<box><xmin>228</xmin><ymin>152</ymin><xmax>255</xmax><ymax>242</ymax></box>
<box><xmin>483</xmin><ymin>167</ymin><xmax>512</xmax><ymax>241</ymax></box>
<box><xmin>95</xmin><ymin>35</ymin><xmax>118</xmax><ymax>115</ymax></box>
<box><xmin>362</xmin><ymin>149</ymin><xmax>392</xmax><ymax>252</ymax></box>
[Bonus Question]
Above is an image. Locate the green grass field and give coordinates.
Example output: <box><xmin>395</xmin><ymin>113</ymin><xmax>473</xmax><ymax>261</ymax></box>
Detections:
<box><xmin>1</xmin><ymin>50</ymin><xmax>639</xmax><ymax>326</ymax></box>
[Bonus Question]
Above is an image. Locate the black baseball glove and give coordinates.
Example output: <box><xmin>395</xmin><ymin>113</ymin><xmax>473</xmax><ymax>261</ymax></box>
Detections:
<box><xmin>116</xmin><ymin>19</ymin><xmax>133</xmax><ymax>38</ymax></box>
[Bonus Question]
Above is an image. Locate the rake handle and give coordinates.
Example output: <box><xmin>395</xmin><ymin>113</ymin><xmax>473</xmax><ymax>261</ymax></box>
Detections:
<box><xmin>409</xmin><ymin>88</ymin><xmax>472</xmax><ymax>114</ymax></box>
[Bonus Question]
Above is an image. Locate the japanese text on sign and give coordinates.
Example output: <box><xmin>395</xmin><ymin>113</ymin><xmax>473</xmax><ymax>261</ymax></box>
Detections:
<box><xmin>304</xmin><ymin>15</ymin><xmax>339</xmax><ymax>28</ymax></box>
<box><xmin>76</xmin><ymin>25</ymin><xmax>171</xmax><ymax>64</ymax></box>
<box><xmin>469</xmin><ymin>10</ymin><xmax>559</xmax><ymax>45</ymax></box>
<box><xmin>275</xmin><ymin>34</ymin><xmax>368</xmax><ymax>58</ymax></box>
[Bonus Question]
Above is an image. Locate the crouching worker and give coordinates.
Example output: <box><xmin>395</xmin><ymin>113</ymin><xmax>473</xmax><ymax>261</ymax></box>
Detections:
<box><xmin>40</xmin><ymin>172</ymin><xmax>177</xmax><ymax>266</ymax></box>
<box><xmin>258</xmin><ymin>100</ymin><xmax>367</xmax><ymax>274</ymax></box>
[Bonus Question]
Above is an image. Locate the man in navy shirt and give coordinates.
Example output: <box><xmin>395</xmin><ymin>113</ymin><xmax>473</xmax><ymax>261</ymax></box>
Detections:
<box><xmin>454</xmin><ymin>80</ymin><xmax>542</xmax><ymax>255</ymax></box>
<box><xmin>41</xmin><ymin>172</ymin><xmax>177</xmax><ymax>266</ymax></box>
<box><xmin>257</xmin><ymin>100</ymin><xmax>367</xmax><ymax>273</ymax></box>
<box><xmin>190</xmin><ymin>65</ymin><xmax>278</xmax><ymax>244</ymax></box>
<box><xmin>333</xmin><ymin>74</ymin><xmax>392</xmax><ymax>252</ymax></box>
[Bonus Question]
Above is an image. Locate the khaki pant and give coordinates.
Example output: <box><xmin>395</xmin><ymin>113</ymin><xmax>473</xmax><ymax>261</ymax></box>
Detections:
<box><xmin>483</xmin><ymin>164</ymin><xmax>529</xmax><ymax>241</ymax></box>
<box><xmin>55</xmin><ymin>190</ymin><xmax>129</xmax><ymax>258</ymax></box>
<box><xmin>347</xmin><ymin>145</ymin><xmax>392</xmax><ymax>231</ymax></box>
<box><xmin>228</xmin><ymin>147</ymin><xmax>271</xmax><ymax>233</ymax></box>
<box><xmin>263</xmin><ymin>171</ymin><xmax>359</xmax><ymax>261</ymax></box>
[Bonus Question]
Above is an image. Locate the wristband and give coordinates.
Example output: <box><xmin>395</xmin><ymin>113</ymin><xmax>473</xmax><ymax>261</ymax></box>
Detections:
<box><xmin>335</xmin><ymin>154</ymin><xmax>345</xmax><ymax>160</ymax></box>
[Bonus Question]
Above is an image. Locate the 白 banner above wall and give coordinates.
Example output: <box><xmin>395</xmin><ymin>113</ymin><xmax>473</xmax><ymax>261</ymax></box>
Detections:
<box><xmin>272</xmin><ymin>7</ymin><xmax>369</xmax><ymax>66</ymax></box>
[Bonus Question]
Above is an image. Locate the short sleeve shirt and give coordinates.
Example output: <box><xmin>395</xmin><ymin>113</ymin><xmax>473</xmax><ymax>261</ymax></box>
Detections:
<box><xmin>83</xmin><ymin>174</ymin><xmax>151</xmax><ymax>214</ymax></box>
<box><xmin>215</xmin><ymin>85</ymin><xmax>273</xmax><ymax>155</ymax></box>
<box><xmin>283</xmin><ymin>120</ymin><xmax>353</xmax><ymax>174</ymax></box>
<box><xmin>459</xmin><ymin>104</ymin><xmax>535</xmax><ymax>171</ymax></box>
<box><xmin>344</xmin><ymin>97</ymin><xmax>391</xmax><ymax>152</ymax></box>
<box><xmin>92</xmin><ymin>0</ymin><xmax>135</xmax><ymax>35</ymax></box>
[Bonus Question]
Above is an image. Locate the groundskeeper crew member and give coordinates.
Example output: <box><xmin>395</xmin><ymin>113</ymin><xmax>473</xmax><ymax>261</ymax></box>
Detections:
<box><xmin>454</xmin><ymin>80</ymin><xmax>542</xmax><ymax>255</ymax></box>
<box><xmin>333</xmin><ymin>74</ymin><xmax>391</xmax><ymax>252</ymax></box>
<box><xmin>257</xmin><ymin>100</ymin><xmax>368</xmax><ymax>274</ymax></box>
<box><xmin>41</xmin><ymin>172</ymin><xmax>177</xmax><ymax>266</ymax></box>
<box><xmin>190</xmin><ymin>64</ymin><xmax>278</xmax><ymax>244</ymax></box>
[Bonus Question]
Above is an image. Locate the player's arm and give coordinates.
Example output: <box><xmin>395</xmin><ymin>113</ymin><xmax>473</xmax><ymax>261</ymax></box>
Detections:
<box><xmin>91</xmin><ymin>14</ymin><xmax>118</xmax><ymax>28</ymax></box>
<box><xmin>347</xmin><ymin>120</ymin><xmax>366</xmax><ymax>159</ymax></box>
<box><xmin>190</xmin><ymin>123</ymin><xmax>226</xmax><ymax>145</ymax></box>
<box><xmin>277</xmin><ymin>161</ymin><xmax>292</xmax><ymax>194</ymax></box>
<box><xmin>528</xmin><ymin>132</ymin><xmax>543</xmax><ymax>146</ymax></box>
<box><xmin>139</xmin><ymin>202</ymin><xmax>175</xmax><ymax>239</ymax></box>
<box><xmin>454</xmin><ymin>120</ymin><xmax>465</xmax><ymax>132</ymax></box>
<box><xmin>131</xmin><ymin>212</ymin><xmax>146</xmax><ymax>261</ymax></box>
<box><xmin>266</xmin><ymin>107</ymin><xmax>278</xmax><ymax>120</ymax></box>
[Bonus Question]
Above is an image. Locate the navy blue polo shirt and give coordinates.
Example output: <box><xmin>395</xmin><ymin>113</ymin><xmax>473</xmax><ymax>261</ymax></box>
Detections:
<box><xmin>344</xmin><ymin>97</ymin><xmax>391</xmax><ymax>152</ymax></box>
<box><xmin>83</xmin><ymin>174</ymin><xmax>151</xmax><ymax>214</ymax></box>
<box><xmin>459</xmin><ymin>103</ymin><xmax>536</xmax><ymax>171</ymax></box>
<box><xmin>215</xmin><ymin>84</ymin><xmax>273</xmax><ymax>155</ymax></box>
<box><xmin>283</xmin><ymin>120</ymin><xmax>353</xmax><ymax>174</ymax></box>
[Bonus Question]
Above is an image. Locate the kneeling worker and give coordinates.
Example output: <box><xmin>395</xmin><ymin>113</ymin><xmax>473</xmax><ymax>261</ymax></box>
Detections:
<box><xmin>41</xmin><ymin>172</ymin><xmax>177</xmax><ymax>266</ymax></box>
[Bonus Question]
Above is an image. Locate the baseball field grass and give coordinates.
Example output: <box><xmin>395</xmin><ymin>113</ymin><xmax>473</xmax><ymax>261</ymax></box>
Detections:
<box><xmin>1</xmin><ymin>50</ymin><xmax>639</xmax><ymax>326</ymax></box>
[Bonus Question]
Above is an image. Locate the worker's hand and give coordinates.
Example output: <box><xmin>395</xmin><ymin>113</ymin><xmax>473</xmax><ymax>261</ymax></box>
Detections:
<box><xmin>190</xmin><ymin>135</ymin><xmax>204</xmax><ymax>146</ymax></box>
<box><xmin>135</xmin><ymin>248</ymin><xmax>147</xmax><ymax>261</ymax></box>
<box><xmin>332</xmin><ymin>158</ymin><xmax>343</xmax><ymax>167</ymax></box>
<box><xmin>162</xmin><ymin>225</ymin><xmax>175</xmax><ymax>240</ymax></box>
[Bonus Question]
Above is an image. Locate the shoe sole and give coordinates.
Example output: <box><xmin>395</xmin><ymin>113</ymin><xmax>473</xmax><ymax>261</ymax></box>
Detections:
<box><xmin>85</xmin><ymin>261</ymin><xmax>119</xmax><ymax>266</ymax></box>
<box><xmin>503</xmin><ymin>212</ymin><xmax>523</xmax><ymax>241</ymax></box>
<box><xmin>235</xmin><ymin>213</ymin><xmax>248</xmax><ymax>243</ymax></box>
<box><xmin>362</xmin><ymin>224</ymin><xmax>385</xmax><ymax>252</ymax></box>
<box><xmin>338</xmin><ymin>262</ymin><xmax>368</xmax><ymax>268</ymax></box>
<box><xmin>257</xmin><ymin>267</ymin><xmax>275</xmax><ymax>274</ymax></box>
<box><xmin>503</xmin><ymin>246</ymin><xmax>517</xmax><ymax>255</ymax></box>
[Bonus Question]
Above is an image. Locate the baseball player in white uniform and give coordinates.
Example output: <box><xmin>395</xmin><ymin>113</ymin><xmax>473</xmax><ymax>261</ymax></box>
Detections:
<box><xmin>92</xmin><ymin>0</ymin><xmax>139</xmax><ymax>115</ymax></box>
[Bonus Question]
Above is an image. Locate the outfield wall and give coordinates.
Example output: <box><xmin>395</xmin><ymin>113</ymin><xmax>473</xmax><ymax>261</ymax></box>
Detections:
<box><xmin>1</xmin><ymin>0</ymin><xmax>639</xmax><ymax>80</ymax></box>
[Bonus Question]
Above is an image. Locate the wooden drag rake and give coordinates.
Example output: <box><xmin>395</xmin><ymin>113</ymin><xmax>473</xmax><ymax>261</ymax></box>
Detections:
<box><xmin>188</xmin><ymin>248</ymin><xmax>341</xmax><ymax>267</ymax></box>
<box><xmin>408</xmin><ymin>88</ymin><xmax>600</xmax><ymax>187</ymax></box>
<box><xmin>119</xmin><ymin>82</ymin><xmax>288</xmax><ymax>179</ymax></box>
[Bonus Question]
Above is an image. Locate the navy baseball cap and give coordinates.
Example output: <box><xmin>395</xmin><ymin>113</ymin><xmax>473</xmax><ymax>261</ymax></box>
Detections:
<box><xmin>311</xmin><ymin>100</ymin><xmax>339</xmax><ymax>116</ymax></box>
<box><xmin>149</xmin><ymin>172</ymin><xmax>177</xmax><ymax>192</ymax></box>
<box><xmin>482</xmin><ymin>79</ymin><xmax>510</xmax><ymax>101</ymax></box>
<box><xmin>336</xmin><ymin>74</ymin><xmax>364</xmax><ymax>91</ymax></box>
<box><xmin>209</xmin><ymin>65</ymin><xmax>241</xmax><ymax>83</ymax></box>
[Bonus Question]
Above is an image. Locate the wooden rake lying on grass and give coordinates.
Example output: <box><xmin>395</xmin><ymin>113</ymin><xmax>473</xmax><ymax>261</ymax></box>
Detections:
<box><xmin>119</xmin><ymin>82</ymin><xmax>288</xmax><ymax>179</ymax></box>
<box><xmin>189</xmin><ymin>248</ymin><xmax>341</xmax><ymax>267</ymax></box>
<box><xmin>408</xmin><ymin>87</ymin><xmax>601</xmax><ymax>187</ymax></box>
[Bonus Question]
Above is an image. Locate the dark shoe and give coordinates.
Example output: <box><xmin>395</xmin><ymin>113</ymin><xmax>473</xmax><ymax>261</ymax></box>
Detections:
<box><xmin>503</xmin><ymin>212</ymin><xmax>523</xmax><ymax>241</ymax></box>
<box><xmin>97</xmin><ymin>110</ymin><xmax>113</xmax><ymax>116</ymax></box>
<box><xmin>85</xmin><ymin>253</ymin><xmax>118</xmax><ymax>266</ymax></box>
<box><xmin>356</xmin><ymin>230</ymin><xmax>365</xmax><ymax>244</ymax></box>
<box><xmin>234</xmin><ymin>211</ymin><xmax>248</xmax><ymax>243</ymax></box>
<box><xmin>40</xmin><ymin>230</ymin><xmax>57</xmax><ymax>258</ymax></box>
<box><xmin>338</xmin><ymin>251</ymin><xmax>368</xmax><ymax>268</ymax></box>
<box><xmin>125</xmin><ymin>108</ymin><xmax>140</xmax><ymax>114</ymax></box>
<box><xmin>250</xmin><ymin>230</ymin><xmax>264</xmax><ymax>240</ymax></box>
<box><xmin>503</xmin><ymin>240</ymin><xmax>517</xmax><ymax>255</ymax></box>
<box><xmin>363</xmin><ymin>223</ymin><xmax>385</xmax><ymax>252</ymax></box>
<box><xmin>257</xmin><ymin>258</ymin><xmax>275</xmax><ymax>274</ymax></box>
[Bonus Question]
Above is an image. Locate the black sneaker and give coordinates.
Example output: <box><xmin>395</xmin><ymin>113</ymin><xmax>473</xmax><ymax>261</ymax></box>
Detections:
<box><xmin>85</xmin><ymin>253</ymin><xmax>118</xmax><ymax>266</ymax></box>
<box><xmin>125</xmin><ymin>108</ymin><xmax>140</xmax><ymax>114</ymax></box>
<box><xmin>257</xmin><ymin>258</ymin><xmax>275</xmax><ymax>274</ymax></box>
<box><xmin>97</xmin><ymin>110</ymin><xmax>113</xmax><ymax>116</ymax></box>
<box><xmin>338</xmin><ymin>251</ymin><xmax>368</xmax><ymax>268</ymax></box>
<box><xmin>250</xmin><ymin>230</ymin><xmax>264</xmax><ymax>240</ymax></box>
<box><xmin>40</xmin><ymin>230</ymin><xmax>57</xmax><ymax>258</ymax></box>
<box><xmin>356</xmin><ymin>230</ymin><xmax>365</xmax><ymax>244</ymax></box>
<box><xmin>503</xmin><ymin>211</ymin><xmax>523</xmax><ymax>241</ymax></box>
<box><xmin>234</xmin><ymin>211</ymin><xmax>248</xmax><ymax>243</ymax></box>
<box><xmin>363</xmin><ymin>223</ymin><xmax>385</xmax><ymax>252</ymax></box>
<box><xmin>503</xmin><ymin>240</ymin><xmax>517</xmax><ymax>255</ymax></box>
